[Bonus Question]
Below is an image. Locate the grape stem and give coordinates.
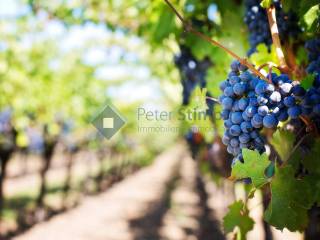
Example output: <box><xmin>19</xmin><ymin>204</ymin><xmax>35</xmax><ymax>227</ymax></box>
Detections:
<box><xmin>163</xmin><ymin>0</ymin><xmax>269</xmax><ymax>82</ymax></box>
<box><xmin>266</xmin><ymin>6</ymin><xmax>291</xmax><ymax>75</ymax></box>
<box><xmin>206</xmin><ymin>96</ymin><xmax>220</xmax><ymax>104</ymax></box>
<box><xmin>257</xmin><ymin>62</ymin><xmax>280</xmax><ymax>72</ymax></box>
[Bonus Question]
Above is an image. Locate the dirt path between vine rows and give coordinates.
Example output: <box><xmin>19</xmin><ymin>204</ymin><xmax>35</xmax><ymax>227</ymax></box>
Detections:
<box><xmin>13</xmin><ymin>143</ymin><xmax>186</xmax><ymax>240</ymax></box>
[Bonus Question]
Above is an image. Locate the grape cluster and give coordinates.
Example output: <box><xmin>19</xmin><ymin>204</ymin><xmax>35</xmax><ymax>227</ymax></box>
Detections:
<box><xmin>298</xmin><ymin>38</ymin><xmax>320</xmax><ymax>118</ymax></box>
<box><xmin>174</xmin><ymin>45</ymin><xmax>211</xmax><ymax>105</ymax></box>
<box><xmin>299</xmin><ymin>75</ymin><xmax>320</xmax><ymax>117</ymax></box>
<box><xmin>244</xmin><ymin>0</ymin><xmax>300</xmax><ymax>55</ymax></box>
<box><xmin>26</xmin><ymin>126</ymin><xmax>44</xmax><ymax>153</ymax></box>
<box><xmin>220</xmin><ymin>61</ymin><xmax>266</xmax><ymax>164</ymax></box>
<box><xmin>0</xmin><ymin>108</ymin><xmax>12</xmax><ymax>133</ymax></box>
<box><xmin>220</xmin><ymin>61</ymin><xmax>308</xmax><ymax>164</ymax></box>
<box><xmin>305</xmin><ymin>38</ymin><xmax>320</xmax><ymax>74</ymax></box>
<box><xmin>0</xmin><ymin>108</ymin><xmax>16</xmax><ymax>153</ymax></box>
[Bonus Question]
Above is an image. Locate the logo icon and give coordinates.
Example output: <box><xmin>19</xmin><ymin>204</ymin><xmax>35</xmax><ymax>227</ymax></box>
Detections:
<box><xmin>91</xmin><ymin>105</ymin><xmax>126</xmax><ymax>139</ymax></box>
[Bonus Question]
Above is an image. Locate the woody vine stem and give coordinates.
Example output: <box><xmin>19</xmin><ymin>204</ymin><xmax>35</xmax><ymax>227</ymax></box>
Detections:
<box><xmin>266</xmin><ymin>5</ymin><xmax>290</xmax><ymax>75</ymax></box>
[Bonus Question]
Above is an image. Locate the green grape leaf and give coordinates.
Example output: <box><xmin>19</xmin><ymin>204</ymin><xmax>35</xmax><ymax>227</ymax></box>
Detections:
<box><xmin>223</xmin><ymin>200</ymin><xmax>254</xmax><ymax>238</ymax></box>
<box><xmin>231</xmin><ymin>149</ymin><xmax>270</xmax><ymax>188</ymax></box>
<box><xmin>269</xmin><ymin>130</ymin><xmax>295</xmax><ymax>161</ymax></box>
<box><xmin>295</xmin><ymin>46</ymin><xmax>309</xmax><ymax>65</ymax></box>
<box><xmin>264</xmin><ymin>165</ymin><xmax>314</xmax><ymax>231</ymax></box>
<box><xmin>304</xmin><ymin>175</ymin><xmax>320</xmax><ymax>205</ymax></box>
<box><xmin>186</xmin><ymin>34</ymin><xmax>216</xmax><ymax>61</ymax></box>
<box><xmin>182</xmin><ymin>87</ymin><xmax>213</xmax><ymax>141</ymax></box>
<box><xmin>152</xmin><ymin>7</ymin><xmax>176</xmax><ymax>42</ymax></box>
<box><xmin>303</xmin><ymin>4</ymin><xmax>320</xmax><ymax>30</ymax></box>
<box><xmin>301</xmin><ymin>74</ymin><xmax>315</xmax><ymax>90</ymax></box>
<box><xmin>250</xmin><ymin>44</ymin><xmax>280</xmax><ymax>73</ymax></box>
<box><xmin>303</xmin><ymin>139</ymin><xmax>320</xmax><ymax>174</ymax></box>
<box><xmin>206</xmin><ymin>67</ymin><xmax>226</xmax><ymax>97</ymax></box>
<box><xmin>281</xmin><ymin>0</ymin><xmax>299</xmax><ymax>12</ymax></box>
<box><xmin>186</xmin><ymin>87</ymin><xmax>208</xmax><ymax>113</ymax></box>
<box><xmin>302</xmin><ymin>140</ymin><xmax>320</xmax><ymax>205</ymax></box>
<box><xmin>260</xmin><ymin>0</ymin><xmax>273</xmax><ymax>9</ymax></box>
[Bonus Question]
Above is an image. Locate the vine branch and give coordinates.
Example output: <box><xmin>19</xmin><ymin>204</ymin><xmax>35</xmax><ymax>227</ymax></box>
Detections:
<box><xmin>163</xmin><ymin>0</ymin><xmax>269</xmax><ymax>82</ymax></box>
<box><xmin>266</xmin><ymin>6</ymin><xmax>290</xmax><ymax>74</ymax></box>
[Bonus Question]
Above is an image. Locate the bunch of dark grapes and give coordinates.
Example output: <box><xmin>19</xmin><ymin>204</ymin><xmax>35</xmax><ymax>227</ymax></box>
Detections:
<box><xmin>185</xmin><ymin>130</ymin><xmax>205</xmax><ymax>158</ymax></box>
<box><xmin>174</xmin><ymin>45</ymin><xmax>212</xmax><ymax>105</ymax></box>
<box><xmin>0</xmin><ymin>108</ymin><xmax>12</xmax><ymax>134</ymax></box>
<box><xmin>220</xmin><ymin>60</ymin><xmax>308</xmax><ymax>164</ymax></box>
<box><xmin>0</xmin><ymin>108</ymin><xmax>17</xmax><ymax>155</ymax></box>
<box><xmin>220</xmin><ymin>61</ymin><xmax>266</xmax><ymax>164</ymax></box>
<box><xmin>299</xmin><ymin>38</ymin><xmax>320</xmax><ymax>121</ymax></box>
<box><xmin>244</xmin><ymin>0</ymin><xmax>300</xmax><ymax>55</ymax></box>
<box><xmin>26</xmin><ymin>126</ymin><xmax>44</xmax><ymax>154</ymax></box>
<box><xmin>305</xmin><ymin>38</ymin><xmax>320</xmax><ymax>74</ymax></box>
<box><xmin>175</xmin><ymin>45</ymin><xmax>215</xmax><ymax>156</ymax></box>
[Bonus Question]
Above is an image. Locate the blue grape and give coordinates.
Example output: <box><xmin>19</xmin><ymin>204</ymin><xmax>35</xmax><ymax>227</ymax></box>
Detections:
<box><xmin>230</xmin><ymin>138</ymin><xmax>240</xmax><ymax>147</ymax></box>
<box><xmin>250</xmin><ymin>130</ymin><xmax>259</xmax><ymax>139</ymax></box>
<box><xmin>238</xmin><ymin>98</ymin><xmax>249</xmax><ymax>111</ymax></box>
<box><xmin>251</xmin><ymin>114</ymin><xmax>263</xmax><ymax>128</ymax></box>
<box><xmin>255</xmin><ymin>81</ymin><xmax>267</xmax><ymax>94</ymax></box>
<box><xmin>245</xmin><ymin>106</ymin><xmax>257</xmax><ymax>117</ymax></box>
<box><xmin>240</xmin><ymin>71</ymin><xmax>252</xmax><ymax>82</ymax></box>
<box><xmin>230</xmin><ymin>125</ymin><xmax>241</xmax><ymax>136</ymax></box>
<box><xmin>288</xmin><ymin>106</ymin><xmax>301</xmax><ymax>118</ymax></box>
<box><xmin>241</xmin><ymin>121</ymin><xmax>253</xmax><ymax>133</ymax></box>
<box><xmin>279</xmin><ymin>83</ymin><xmax>293</xmax><ymax>96</ymax></box>
<box><xmin>221</xmin><ymin>110</ymin><xmax>230</xmax><ymax>120</ymax></box>
<box><xmin>231</xmin><ymin>60</ymin><xmax>240</xmax><ymax>71</ymax></box>
<box><xmin>292</xmin><ymin>85</ymin><xmax>306</xmax><ymax>96</ymax></box>
<box><xmin>263</xmin><ymin>114</ymin><xmax>278</xmax><ymax>128</ymax></box>
<box><xmin>239</xmin><ymin>133</ymin><xmax>251</xmax><ymax>143</ymax></box>
<box><xmin>224</xmin><ymin>86</ymin><xmax>234</xmax><ymax>97</ymax></box>
<box><xmin>257</xmin><ymin>95</ymin><xmax>268</xmax><ymax>104</ymax></box>
<box><xmin>277</xmin><ymin>110</ymin><xmax>288</xmax><ymax>122</ymax></box>
<box><xmin>283</xmin><ymin>96</ymin><xmax>295</xmax><ymax>107</ymax></box>
<box><xmin>249</xmin><ymin>97</ymin><xmax>259</xmax><ymax>107</ymax></box>
<box><xmin>265</xmin><ymin>84</ymin><xmax>275</xmax><ymax>93</ymax></box>
<box><xmin>227</xmin><ymin>145</ymin><xmax>234</xmax><ymax>154</ymax></box>
<box><xmin>313</xmin><ymin>104</ymin><xmax>320</xmax><ymax>114</ymax></box>
<box><xmin>269</xmin><ymin>91</ymin><xmax>281</xmax><ymax>103</ymax></box>
<box><xmin>310</xmin><ymin>94</ymin><xmax>320</xmax><ymax>104</ymax></box>
<box><xmin>233</xmin><ymin>82</ymin><xmax>247</xmax><ymax>96</ymax></box>
<box><xmin>220</xmin><ymin>81</ymin><xmax>229</xmax><ymax>91</ymax></box>
<box><xmin>248</xmin><ymin>91</ymin><xmax>256</xmax><ymax>98</ymax></box>
<box><xmin>230</xmin><ymin>76</ymin><xmax>241</xmax><ymax>85</ymax></box>
<box><xmin>258</xmin><ymin>105</ymin><xmax>269</xmax><ymax>116</ymax></box>
<box><xmin>224</xmin><ymin>119</ymin><xmax>233</xmax><ymax>128</ymax></box>
<box><xmin>222</xmin><ymin>97</ymin><xmax>233</xmax><ymax>110</ymax></box>
<box><xmin>242</xmin><ymin>111</ymin><xmax>251</xmax><ymax>121</ymax></box>
<box><xmin>231</xmin><ymin>112</ymin><xmax>243</xmax><ymax>124</ymax></box>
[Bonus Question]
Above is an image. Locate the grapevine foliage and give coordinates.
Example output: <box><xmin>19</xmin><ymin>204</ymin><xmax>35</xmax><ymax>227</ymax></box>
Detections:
<box><xmin>264</xmin><ymin>165</ymin><xmax>314</xmax><ymax>231</ymax></box>
<box><xmin>231</xmin><ymin>149</ymin><xmax>270</xmax><ymax>188</ymax></box>
<box><xmin>223</xmin><ymin>200</ymin><xmax>254</xmax><ymax>238</ymax></box>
